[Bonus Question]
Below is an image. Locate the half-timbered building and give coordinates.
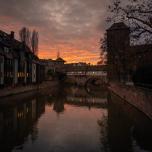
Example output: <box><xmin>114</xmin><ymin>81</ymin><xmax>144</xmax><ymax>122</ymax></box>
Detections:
<box><xmin>0</xmin><ymin>30</ymin><xmax>45</xmax><ymax>88</ymax></box>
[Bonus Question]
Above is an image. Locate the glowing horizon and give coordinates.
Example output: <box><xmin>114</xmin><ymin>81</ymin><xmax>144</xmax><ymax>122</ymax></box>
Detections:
<box><xmin>0</xmin><ymin>0</ymin><xmax>109</xmax><ymax>64</ymax></box>
<box><xmin>38</xmin><ymin>50</ymin><xmax>100</xmax><ymax>64</ymax></box>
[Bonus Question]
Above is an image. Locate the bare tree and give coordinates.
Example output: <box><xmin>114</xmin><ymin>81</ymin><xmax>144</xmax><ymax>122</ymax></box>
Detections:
<box><xmin>108</xmin><ymin>0</ymin><xmax>152</xmax><ymax>44</ymax></box>
<box><xmin>99</xmin><ymin>33</ymin><xmax>107</xmax><ymax>65</ymax></box>
<box><xmin>19</xmin><ymin>27</ymin><xmax>31</xmax><ymax>48</ymax></box>
<box><xmin>100</xmin><ymin>33</ymin><xmax>107</xmax><ymax>52</ymax></box>
<box><xmin>31</xmin><ymin>30</ymin><xmax>39</xmax><ymax>55</ymax></box>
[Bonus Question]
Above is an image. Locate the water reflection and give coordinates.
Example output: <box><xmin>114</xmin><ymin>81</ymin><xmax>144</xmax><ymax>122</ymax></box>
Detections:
<box><xmin>107</xmin><ymin>92</ymin><xmax>152</xmax><ymax>152</ymax></box>
<box><xmin>0</xmin><ymin>93</ymin><xmax>45</xmax><ymax>152</ymax></box>
<box><xmin>0</xmin><ymin>86</ymin><xmax>151</xmax><ymax>152</ymax></box>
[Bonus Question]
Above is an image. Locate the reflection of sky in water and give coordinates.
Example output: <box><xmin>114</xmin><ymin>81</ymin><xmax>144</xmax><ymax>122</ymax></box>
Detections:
<box><xmin>2</xmin><ymin>86</ymin><xmax>152</xmax><ymax>152</ymax></box>
<box><xmin>14</xmin><ymin>105</ymin><xmax>107</xmax><ymax>152</ymax></box>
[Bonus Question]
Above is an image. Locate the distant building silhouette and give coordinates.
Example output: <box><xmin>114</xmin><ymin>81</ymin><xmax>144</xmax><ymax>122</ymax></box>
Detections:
<box><xmin>41</xmin><ymin>56</ymin><xmax>66</xmax><ymax>77</ymax></box>
<box><xmin>107</xmin><ymin>22</ymin><xmax>152</xmax><ymax>86</ymax></box>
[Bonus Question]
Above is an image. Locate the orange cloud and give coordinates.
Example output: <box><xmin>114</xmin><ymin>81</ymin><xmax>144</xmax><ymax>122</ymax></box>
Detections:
<box><xmin>38</xmin><ymin>34</ymin><xmax>101</xmax><ymax>65</ymax></box>
<box><xmin>38</xmin><ymin>48</ymin><xmax>100</xmax><ymax>64</ymax></box>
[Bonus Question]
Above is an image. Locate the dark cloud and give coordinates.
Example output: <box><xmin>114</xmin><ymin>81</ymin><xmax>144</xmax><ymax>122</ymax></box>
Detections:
<box><xmin>0</xmin><ymin>0</ymin><xmax>109</xmax><ymax>63</ymax></box>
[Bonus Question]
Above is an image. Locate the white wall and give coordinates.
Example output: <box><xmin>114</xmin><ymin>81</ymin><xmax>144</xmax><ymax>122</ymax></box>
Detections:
<box><xmin>32</xmin><ymin>63</ymin><xmax>36</xmax><ymax>83</ymax></box>
<box><xmin>0</xmin><ymin>56</ymin><xmax>4</xmax><ymax>85</ymax></box>
<box><xmin>24</xmin><ymin>61</ymin><xmax>27</xmax><ymax>83</ymax></box>
<box><xmin>14</xmin><ymin>59</ymin><xmax>18</xmax><ymax>84</ymax></box>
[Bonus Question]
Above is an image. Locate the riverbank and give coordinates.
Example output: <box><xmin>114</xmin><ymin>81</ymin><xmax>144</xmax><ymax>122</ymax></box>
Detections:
<box><xmin>0</xmin><ymin>80</ymin><xmax>59</xmax><ymax>98</ymax></box>
<box><xmin>108</xmin><ymin>83</ymin><xmax>152</xmax><ymax>120</ymax></box>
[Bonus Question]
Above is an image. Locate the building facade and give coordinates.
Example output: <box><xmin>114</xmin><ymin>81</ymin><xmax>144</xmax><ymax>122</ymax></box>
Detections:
<box><xmin>107</xmin><ymin>22</ymin><xmax>152</xmax><ymax>86</ymax></box>
<box><xmin>0</xmin><ymin>30</ymin><xmax>45</xmax><ymax>88</ymax></box>
<box><xmin>41</xmin><ymin>57</ymin><xmax>66</xmax><ymax>78</ymax></box>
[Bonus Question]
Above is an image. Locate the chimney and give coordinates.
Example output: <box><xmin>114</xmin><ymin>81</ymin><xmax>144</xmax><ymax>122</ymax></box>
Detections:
<box><xmin>10</xmin><ymin>31</ymin><xmax>15</xmax><ymax>39</ymax></box>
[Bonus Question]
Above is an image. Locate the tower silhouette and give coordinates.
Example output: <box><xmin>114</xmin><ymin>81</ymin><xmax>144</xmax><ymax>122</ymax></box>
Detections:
<box><xmin>107</xmin><ymin>22</ymin><xmax>130</xmax><ymax>82</ymax></box>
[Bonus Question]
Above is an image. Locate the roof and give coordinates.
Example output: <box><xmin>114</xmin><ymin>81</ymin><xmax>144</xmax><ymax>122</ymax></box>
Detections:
<box><xmin>56</xmin><ymin>57</ymin><xmax>66</xmax><ymax>62</ymax></box>
<box><xmin>0</xmin><ymin>29</ymin><xmax>39</xmax><ymax>60</ymax></box>
<box><xmin>107</xmin><ymin>22</ymin><xmax>129</xmax><ymax>31</ymax></box>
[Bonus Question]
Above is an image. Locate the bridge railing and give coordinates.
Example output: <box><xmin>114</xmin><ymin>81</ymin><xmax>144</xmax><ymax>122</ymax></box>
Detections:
<box><xmin>66</xmin><ymin>71</ymin><xmax>107</xmax><ymax>76</ymax></box>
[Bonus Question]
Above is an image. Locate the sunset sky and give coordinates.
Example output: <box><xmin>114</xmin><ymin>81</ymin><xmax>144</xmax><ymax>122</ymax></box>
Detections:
<box><xmin>0</xmin><ymin>0</ymin><xmax>110</xmax><ymax>64</ymax></box>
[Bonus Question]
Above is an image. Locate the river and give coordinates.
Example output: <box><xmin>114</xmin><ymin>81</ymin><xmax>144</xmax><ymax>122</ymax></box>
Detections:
<box><xmin>0</xmin><ymin>84</ymin><xmax>151</xmax><ymax>152</ymax></box>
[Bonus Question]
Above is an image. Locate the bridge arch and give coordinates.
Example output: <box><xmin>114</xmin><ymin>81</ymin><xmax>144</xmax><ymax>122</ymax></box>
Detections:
<box><xmin>84</xmin><ymin>77</ymin><xmax>107</xmax><ymax>91</ymax></box>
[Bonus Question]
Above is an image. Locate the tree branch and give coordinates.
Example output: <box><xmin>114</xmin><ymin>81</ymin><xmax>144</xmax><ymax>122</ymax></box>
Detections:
<box><xmin>126</xmin><ymin>15</ymin><xmax>152</xmax><ymax>29</ymax></box>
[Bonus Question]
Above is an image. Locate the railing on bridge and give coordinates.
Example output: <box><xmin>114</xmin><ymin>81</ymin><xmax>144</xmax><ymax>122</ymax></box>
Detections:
<box><xmin>66</xmin><ymin>71</ymin><xmax>107</xmax><ymax>77</ymax></box>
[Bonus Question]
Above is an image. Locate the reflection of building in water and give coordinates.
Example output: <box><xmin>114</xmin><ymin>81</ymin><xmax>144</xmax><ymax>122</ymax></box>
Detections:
<box><xmin>67</xmin><ymin>96</ymin><xmax>106</xmax><ymax>104</ymax></box>
<box><xmin>52</xmin><ymin>88</ymin><xmax>66</xmax><ymax>114</ymax></box>
<box><xmin>48</xmin><ymin>84</ymin><xmax>66</xmax><ymax>114</ymax></box>
<box><xmin>65</xmin><ymin>86</ymin><xmax>107</xmax><ymax>109</ymax></box>
<box><xmin>47</xmin><ymin>86</ymin><xmax>107</xmax><ymax>112</ymax></box>
<box><xmin>0</xmin><ymin>96</ymin><xmax>45</xmax><ymax>152</ymax></box>
<box><xmin>107</xmin><ymin>92</ymin><xmax>152</xmax><ymax>152</ymax></box>
<box><xmin>66</xmin><ymin>96</ymin><xmax>107</xmax><ymax>109</ymax></box>
<box><xmin>53</xmin><ymin>101</ymin><xmax>64</xmax><ymax>114</ymax></box>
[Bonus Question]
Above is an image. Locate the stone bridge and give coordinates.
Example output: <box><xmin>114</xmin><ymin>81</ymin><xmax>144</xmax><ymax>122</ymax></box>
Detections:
<box><xmin>66</xmin><ymin>71</ymin><xmax>107</xmax><ymax>86</ymax></box>
<box><xmin>46</xmin><ymin>63</ymin><xmax>108</xmax><ymax>86</ymax></box>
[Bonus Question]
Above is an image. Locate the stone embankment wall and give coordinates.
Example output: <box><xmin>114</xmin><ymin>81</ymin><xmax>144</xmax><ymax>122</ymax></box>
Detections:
<box><xmin>0</xmin><ymin>81</ymin><xmax>58</xmax><ymax>98</ymax></box>
<box><xmin>109</xmin><ymin>83</ymin><xmax>152</xmax><ymax>120</ymax></box>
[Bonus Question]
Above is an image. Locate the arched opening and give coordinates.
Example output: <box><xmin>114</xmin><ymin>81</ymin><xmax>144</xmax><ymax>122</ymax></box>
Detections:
<box><xmin>85</xmin><ymin>78</ymin><xmax>106</xmax><ymax>91</ymax></box>
<box><xmin>85</xmin><ymin>78</ymin><xmax>101</xmax><ymax>87</ymax></box>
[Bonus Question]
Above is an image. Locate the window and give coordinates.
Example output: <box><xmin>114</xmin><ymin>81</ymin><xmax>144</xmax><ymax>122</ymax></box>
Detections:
<box><xmin>4</xmin><ymin>47</ymin><xmax>9</xmax><ymax>53</ymax></box>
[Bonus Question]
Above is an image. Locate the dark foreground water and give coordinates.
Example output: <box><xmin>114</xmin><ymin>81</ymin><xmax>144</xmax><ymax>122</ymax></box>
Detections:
<box><xmin>0</xmin><ymin>85</ymin><xmax>152</xmax><ymax>152</ymax></box>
